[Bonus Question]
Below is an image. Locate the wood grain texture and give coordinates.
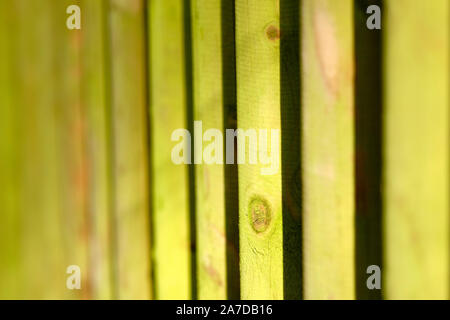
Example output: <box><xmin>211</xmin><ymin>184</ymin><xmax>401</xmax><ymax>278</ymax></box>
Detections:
<box><xmin>384</xmin><ymin>0</ymin><xmax>449</xmax><ymax>299</ymax></box>
<box><xmin>109</xmin><ymin>0</ymin><xmax>151</xmax><ymax>299</ymax></box>
<box><xmin>235</xmin><ymin>0</ymin><xmax>283</xmax><ymax>300</ymax></box>
<box><xmin>191</xmin><ymin>0</ymin><xmax>227</xmax><ymax>299</ymax></box>
<box><xmin>301</xmin><ymin>0</ymin><xmax>355</xmax><ymax>299</ymax></box>
<box><xmin>148</xmin><ymin>0</ymin><xmax>191</xmax><ymax>299</ymax></box>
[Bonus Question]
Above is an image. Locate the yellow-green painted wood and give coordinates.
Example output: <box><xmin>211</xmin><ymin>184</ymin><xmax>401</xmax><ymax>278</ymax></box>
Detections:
<box><xmin>11</xmin><ymin>0</ymin><xmax>67</xmax><ymax>299</ymax></box>
<box><xmin>53</xmin><ymin>0</ymin><xmax>90</xmax><ymax>300</ymax></box>
<box><xmin>109</xmin><ymin>0</ymin><xmax>151</xmax><ymax>299</ymax></box>
<box><xmin>0</xmin><ymin>0</ymin><xmax>20</xmax><ymax>300</ymax></box>
<box><xmin>148</xmin><ymin>0</ymin><xmax>191</xmax><ymax>299</ymax></box>
<box><xmin>384</xmin><ymin>0</ymin><xmax>449</xmax><ymax>299</ymax></box>
<box><xmin>301</xmin><ymin>0</ymin><xmax>355</xmax><ymax>299</ymax></box>
<box><xmin>191</xmin><ymin>0</ymin><xmax>227</xmax><ymax>299</ymax></box>
<box><xmin>80</xmin><ymin>0</ymin><xmax>114</xmax><ymax>299</ymax></box>
<box><xmin>235</xmin><ymin>0</ymin><xmax>283</xmax><ymax>300</ymax></box>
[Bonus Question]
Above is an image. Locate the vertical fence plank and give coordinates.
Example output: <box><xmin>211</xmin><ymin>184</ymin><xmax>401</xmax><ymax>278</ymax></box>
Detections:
<box><xmin>302</xmin><ymin>0</ymin><xmax>355</xmax><ymax>299</ymax></box>
<box><xmin>11</xmin><ymin>0</ymin><xmax>66</xmax><ymax>299</ymax></box>
<box><xmin>80</xmin><ymin>0</ymin><xmax>114</xmax><ymax>299</ymax></box>
<box><xmin>53</xmin><ymin>0</ymin><xmax>90</xmax><ymax>299</ymax></box>
<box><xmin>0</xmin><ymin>0</ymin><xmax>20</xmax><ymax>299</ymax></box>
<box><xmin>384</xmin><ymin>0</ymin><xmax>449</xmax><ymax>299</ymax></box>
<box><xmin>109</xmin><ymin>0</ymin><xmax>151</xmax><ymax>299</ymax></box>
<box><xmin>148</xmin><ymin>0</ymin><xmax>191</xmax><ymax>299</ymax></box>
<box><xmin>190</xmin><ymin>0</ymin><xmax>227</xmax><ymax>299</ymax></box>
<box><xmin>235</xmin><ymin>0</ymin><xmax>283</xmax><ymax>299</ymax></box>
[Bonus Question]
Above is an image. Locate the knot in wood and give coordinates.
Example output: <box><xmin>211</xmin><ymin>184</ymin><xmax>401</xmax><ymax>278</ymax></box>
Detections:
<box><xmin>249</xmin><ymin>197</ymin><xmax>271</xmax><ymax>233</ymax></box>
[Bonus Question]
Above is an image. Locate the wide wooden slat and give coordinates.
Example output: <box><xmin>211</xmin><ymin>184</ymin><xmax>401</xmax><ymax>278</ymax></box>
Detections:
<box><xmin>108</xmin><ymin>0</ymin><xmax>151</xmax><ymax>299</ymax></box>
<box><xmin>301</xmin><ymin>0</ymin><xmax>355</xmax><ymax>299</ymax></box>
<box><xmin>11</xmin><ymin>0</ymin><xmax>67</xmax><ymax>299</ymax></box>
<box><xmin>235</xmin><ymin>0</ymin><xmax>283</xmax><ymax>300</ymax></box>
<box><xmin>148</xmin><ymin>0</ymin><xmax>192</xmax><ymax>300</ymax></box>
<box><xmin>384</xmin><ymin>0</ymin><xmax>449</xmax><ymax>299</ymax></box>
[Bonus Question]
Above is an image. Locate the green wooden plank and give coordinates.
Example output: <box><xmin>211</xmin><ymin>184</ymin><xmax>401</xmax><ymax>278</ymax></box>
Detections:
<box><xmin>109</xmin><ymin>0</ymin><xmax>151</xmax><ymax>299</ymax></box>
<box><xmin>301</xmin><ymin>0</ymin><xmax>355</xmax><ymax>299</ymax></box>
<box><xmin>53</xmin><ymin>0</ymin><xmax>90</xmax><ymax>300</ymax></box>
<box><xmin>148</xmin><ymin>0</ymin><xmax>191</xmax><ymax>299</ymax></box>
<box><xmin>11</xmin><ymin>0</ymin><xmax>66</xmax><ymax>299</ymax></box>
<box><xmin>80</xmin><ymin>0</ymin><xmax>114</xmax><ymax>300</ymax></box>
<box><xmin>384</xmin><ymin>0</ymin><xmax>449</xmax><ymax>299</ymax></box>
<box><xmin>235</xmin><ymin>0</ymin><xmax>283</xmax><ymax>300</ymax></box>
<box><xmin>191</xmin><ymin>0</ymin><xmax>227</xmax><ymax>299</ymax></box>
<box><xmin>0</xmin><ymin>0</ymin><xmax>21</xmax><ymax>300</ymax></box>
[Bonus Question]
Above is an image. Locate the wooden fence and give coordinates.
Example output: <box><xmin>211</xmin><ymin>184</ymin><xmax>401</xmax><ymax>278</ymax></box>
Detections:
<box><xmin>0</xmin><ymin>0</ymin><xmax>448</xmax><ymax>300</ymax></box>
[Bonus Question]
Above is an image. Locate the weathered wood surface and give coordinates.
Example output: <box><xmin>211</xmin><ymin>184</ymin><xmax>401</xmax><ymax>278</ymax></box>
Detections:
<box><xmin>235</xmin><ymin>0</ymin><xmax>284</xmax><ymax>300</ymax></box>
<box><xmin>301</xmin><ymin>0</ymin><xmax>355</xmax><ymax>300</ymax></box>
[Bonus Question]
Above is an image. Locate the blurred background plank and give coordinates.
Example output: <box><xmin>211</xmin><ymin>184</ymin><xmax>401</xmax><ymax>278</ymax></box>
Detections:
<box><xmin>235</xmin><ymin>0</ymin><xmax>284</xmax><ymax>300</ymax></box>
<box><xmin>10</xmin><ymin>0</ymin><xmax>67</xmax><ymax>299</ymax></box>
<box><xmin>80</xmin><ymin>0</ymin><xmax>114</xmax><ymax>299</ymax></box>
<box><xmin>384</xmin><ymin>0</ymin><xmax>449</xmax><ymax>299</ymax></box>
<box><xmin>0</xmin><ymin>0</ymin><xmax>21</xmax><ymax>300</ymax></box>
<box><xmin>301</xmin><ymin>0</ymin><xmax>355</xmax><ymax>299</ymax></box>
<box><xmin>108</xmin><ymin>0</ymin><xmax>152</xmax><ymax>299</ymax></box>
<box><xmin>148</xmin><ymin>0</ymin><xmax>192</xmax><ymax>299</ymax></box>
<box><xmin>53</xmin><ymin>0</ymin><xmax>90</xmax><ymax>300</ymax></box>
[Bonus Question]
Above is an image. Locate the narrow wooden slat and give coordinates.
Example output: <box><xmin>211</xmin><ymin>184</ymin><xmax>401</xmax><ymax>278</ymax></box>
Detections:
<box><xmin>108</xmin><ymin>0</ymin><xmax>151</xmax><ymax>299</ymax></box>
<box><xmin>235</xmin><ymin>0</ymin><xmax>283</xmax><ymax>299</ymax></box>
<box><xmin>53</xmin><ymin>0</ymin><xmax>90</xmax><ymax>299</ymax></box>
<box><xmin>148</xmin><ymin>0</ymin><xmax>191</xmax><ymax>299</ymax></box>
<box><xmin>384</xmin><ymin>0</ymin><xmax>449</xmax><ymax>299</ymax></box>
<box><xmin>301</xmin><ymin>0</ymin><xmax>355</xmax><ymax>299</ymax></box>
<box><xmin>80</xmin><ymin>0</ymin><xmax>114</xmax><ymax>299</ymax></box>
<box><xmin>191</xmin><ymin>0</ymin><xmax>226</xmax><ymax>299</ymax></box>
